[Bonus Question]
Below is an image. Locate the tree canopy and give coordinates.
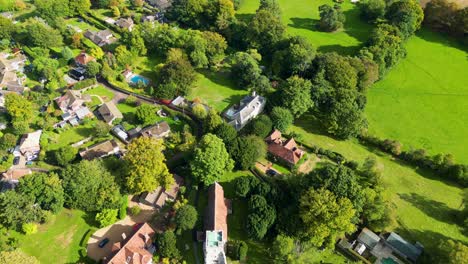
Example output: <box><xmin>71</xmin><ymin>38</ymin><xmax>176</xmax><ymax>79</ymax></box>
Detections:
<box><xmin>175</xmin><ymin>204</ymin><xmax>198</xmax><ymax>233</ymax></box>
<box><xmin>190</xmin><ymin>134</ymin><xmax>234</xmax><ymax>186</ymax></box>
<box><xmin>124</xmin><ymin>137</ymin><xmax>172</xmax><ymax>194</ymax></box>
<box><xmin>280</xmin><ymin>76</ymin><xmax>313</xmax><ymax>118</ymax></box>
<box><xmin>18</xmin><ymin>172</ymin><xmax>64</xmax><ymax>213</ymax></box>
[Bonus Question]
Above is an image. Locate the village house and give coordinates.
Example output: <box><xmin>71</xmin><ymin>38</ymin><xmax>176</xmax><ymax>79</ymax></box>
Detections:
<box><xmin>1</xmin><ymin>168</ymin><xmax>32</xmax><ymax>192</ymax></box>
<box><xmin>111</xmin><ymin>124</ymin><xmax>129</xmax><ymax>142</ymax></box>
<box><xmin>75</xmin><ymin>51</ymin><xmax>95</xmax><ymax>67</ymax></box>
<box><xmin>115</xmin><ymin>17</ymin><xmax>135</xmax><ymax>31</ymax></box>
<box><xmin>265</xmin><ymin>130</ymin><xmax>304</xmax><ymax>167</ymax></box>
<box><xmin>203</xmin><ymin>182</ymin><xmax>230</xmax><ymax>264</ymax></box>
<box><xmin>0</xmin><ymin>52</ymin><xmax>27</xmax><ymax>90</ymax></box>
<box><xmin>142</xmin><ymin>174</ymin><xmax>184</xmax><ymax>209</ymax></box>
<box><xmin>69</xmin><ymin>67</ymin><xmax>87</xmax><ymax>81</ymax></box>
<box><xmin>18</xmin><ymin>130</ymin><xmax>42</xmax><ymax>160</ymax></box>
<box><xmin>223</xmin><ymin>92</ymin><xmax>266</xmax><ymax>130</ymax></box>
<box><xmin>98</xmin><ymin>101</ymin><xmax>123</xmax><ymax>125</ymax></box>
<box><xmin>55</xmin><ymin>90</ymin><xmax>92</xmax><ymax>114</ymax></box>
<box><xmin>84</xmin><ymin>29</ymin><xmax>116</xmax><ymax>47</ymax></box>
<box><xmin>105</xmin><ymin>222</ymin><xmax>156</xmax><ymax>264</ymax></box>
<box><xmin>139</xmin><ymin>121</ymin><xmax>171</xmax><ymax>139</ymax></box>
<box><xmin>79</xmin><ymin>140</ymin><xmax>120</xmax><ymax>160</ymax></box>
<box><xmin>342</xmin><ymin>228</ymin><xmax>424</xmax><ymax>264</ymax></box>
<box><xmin>147</xmin><ymin>0</ymin><xmax>173</xmax><ymax>11</ymax></box>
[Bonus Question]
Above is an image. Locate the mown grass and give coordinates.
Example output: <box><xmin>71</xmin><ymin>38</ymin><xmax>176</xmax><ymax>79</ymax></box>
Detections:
<box><xmin>13</xmin><ymin>209</ymin><xmax>95</xmax><ymax>264</ymax></box>
<box><xmin>366</xmin><ymin>29</ymin><xmax>468</xmax><ymax>161</ymax></box>
<box><xmin>83</xmin><ymin>85</ymin><xmax>115</xmax><ymax>102</ymax></box>
<box><xmin>237</xmin><ymin>0</ymin><xmax>372</xmax><ymax>55</ymax></box>
<box><xmin>290</xmin><ymin>115</ymin><xmax>468</xmax><ymax>261</ymax></box>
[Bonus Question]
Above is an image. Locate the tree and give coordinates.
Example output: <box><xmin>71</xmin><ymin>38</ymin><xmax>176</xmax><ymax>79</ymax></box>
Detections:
<box><xmin>18</xmin><ymin>172</ymin><xmax>64</xmax><ymax>213</ymax></box>
<box><xmin>272</xmin><ymin>36</ymin><xmax>316</xmax><ymax>78</ymax></box>
<box><xmin>95</xmin><ymin>209</ymin><xmax>118</xmax><ymax>227</ymax></box>
<box><xmin>22</xmin><ymin>223</ymin><xmax>38</xmax><ymax>235</ymax></box>
<box><xmin>230</xmin><ymin>52</ymin><xmax>262</xmax><ymax>88</ymax></box>
<box><xmin>0</xmin><ymin>17</ymin><xmax>15</xmax><ymax>39</ymax></box>
<box><xmin>0</xmin><ymin>133</ymin><xmax>17</xmax><ymax>150</ymax></box>
<box><xmin>190</xmin><ymin>134</ymin><xmax>234</xmax><ymax>186</ymax></box>
<box><xmin>248</xmin><ymin>115</ymin><xmax>273</xmax><ymax>138</ymax></box>
<box><xmin>94</xmin><ymin>120</ymin><xmax>111</xmax><ymax>137</ymax></box>
<box><xmin>204</xmin><ymin>109</ymin><xmax>223</xmax><ymax>132</ymax></box>
<box><xmin>299</xmin><ymin>188</ymin><xmax>356</xmax><ymax>248</ymax></box>
<box><xmin>443</xmin><ymin>240</ymin><xmax>468</xmax><ymax>264</ymax></box>
<box><xmin>272</xmin><ymin>234</ymin><xmax>295</xmax><ymax>262</ymax></box>
<box><xmin>248</xmin><ymin>9</ymin><xmax>286</xmax><ymax>54</ymax></box>
<box><xmin>157</xmin><ymin>231</ymin><xmax>180</xmax><ymax>258</ymax></box>
<box><xmin>157</xmin><ymin>56</ymin><xmax>197</xmax><ymax>98</ymax></box>
<box><xmin>175</xmin><ymin>205</ymin><xmax>198</xmax><ymax>233</ymax></box>
<box><xmin>202</xmin><ymin>31</ymin><xmax>227</xmax><ymax>66</ymax></box>
<box><xmin>111</xmin><ymin>6</ymin><xmax>120</xmax><ymax>17</ymax></box>
<box><xmin>281</xmin><ymin>76</ymin><xmax>313</xmax><ymax>118</ymax></box>
<box><xmin>132</xmin><ymin>0</ymin><xmax>144</xmax><ymax>7</ymax></box>
<box><xmin>271</xmin><ymin>107</ymin><xmax>294</xmax><ymax>132</ymax></box>
<box><xmin>135</xmin><ymin>104</ymin><xmax>158</xmax><ymax>125</ymax></box>
<box><xmin>0</xmin><ymin>250</ymin><xmax>39</xmax><ymax>264</ymax></box>
<box><xmin>54</xmin><ymin>146</ymin><xmax>77</xmax><ymax>166</ymax></box>
<box><xmin>318</xmin><ymin>4</ymin><xmax>345</xmax><ymax>32</ymax></box>
<box><xmin>61</xmin><ymin>47</ymin><xmax>74</xmax><ymax>61</ymax></box>
<box><xmin>386</xmin><ymin>0</ymin><xmax>423</xmax><ymax>39</ymax></box>
<box><xmin>34</xmin><ymin>0</ymin><xmax>69</xmax><ymax>24</ymax></box>
<box><xmin>61</xmin><ymin>160</ymin><xmax>121</xmax><ymax>212</ymax></box>
<box><xmin>235</xmin><ymin>176</ymin><xmax>256</xmax><ymax>198</ymax></box>
<box><xmin>192</xmin><ymin>103</ymin><xmax>207</xmax><ymax>119</ymax></box>
<box><xmin>4</xmin><ymin>93</ymin><xmax>33</xmax><ymax>123</ymax></box>
<box><xmin>115</xmin><ymin>45</ymin><xmax>133</xmax><ymax>67</ymax></box>
<box><xmin>0</xmin><ymin>191</ymin><xmax>42</xmax><ymax>229</ymax></box>
<box><xmin>124</xmin><ymin>137</ymin><xmax>172</xmax><ymax>194</ymax></box>
<box><xmin>229</xmin><ymin>136</ymin><xmax>267</xmax><ymax>170</ymax></box>
<box><xmin>359</xmin><ymin>0</ymin><xmax>386</xmax><ymax>21</ymax></box>
<box><xmin>86</xmin><ymin>61</ymin><xmax>101</xmax><ymax>77</ymax></box>
<box><xmin>25</xmin><ymin>20</ymin><xmax>63</xmax><ymax>48</ymax></box>
<box><xmin>247</xmin><ymin>195</ymin><xmax>276</xmax><ymax>239</ymax></box>
<box><xmin>167</xmin><ymin>0</ymin><xmax>208</xmax><ymax>28</ymax></box>
<box><xmin>69</xmin><ymin>0</ymin><xmax>91</xmax><ymax>15</ymax></box>
<box><xmin>214</xmin><ymin>123</ymin><xmax>237</xmax><ymax>147</ymax></box>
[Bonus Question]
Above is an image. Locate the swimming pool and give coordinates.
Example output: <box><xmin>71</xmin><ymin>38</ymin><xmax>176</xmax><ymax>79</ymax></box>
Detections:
<box><xmin>129</xmin><ymin>74</ymin><xmax>150</xmax><ymax>86</ymax></box>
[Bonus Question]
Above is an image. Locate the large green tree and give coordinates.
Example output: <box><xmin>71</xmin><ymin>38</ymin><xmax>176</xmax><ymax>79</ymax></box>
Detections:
<box><xmin>318</xmin><ymin>4</ymin><xmax>345</xmax><ymax>32</ymax></box>
<box><xmin>272</xmin><ymin>36</ymin><xmax>315</xmax><ymax>78</ymax></box>
<box><xmin>229</xmin><ymin>136</ymin><xmax>267</xmax><ymax>170</ymax></box>
<box><xmin>0</xmin><ymin>250</ymin><xmax>39</xmax><ymax>264</ymax></box>
<box><xmin>359</xmin><ymin>0</ymin><xmax>386</xmax><ymax>21</ymax></box>
<box><xmin>386</xmin><ymin>0</ymin><xmax>423</xmax><ymax>39</ymax></box>
<box><xmin>0</xmin><ymin>16</ymin><xmax>15</xmax><ymax>39</ymax></box>
<box><xmin>0</xmin><ymin>191</ymin><xmax>43</xmax><ymax>229</ymax></box>
<box><xmin>168</xmin><ymin>0</ymin><xmax>208</xmax><ymax>28</ymax></box>
<box><xmin>135</xmin><ymin>104</ymin><xmax>158</xmax><ymax>125</ymax></box>
<box><xmin>271</xmin><ymin>234</ymin><xmax>295</xmax><ymax>263</ymax></box>
<box><xmin>230</xmin><ymin>51</ymin><xmax>262</xmax><ymax>88</ymax></box>
<box><xmin>443</xmin><ymin>240</ymin><xmax>468</xmax><ymax>264</ymax></box>
<box><xmin>54</xmin><ymin>146</ymin><xmax>77</xmax><ymax>166</ymax></box>
<box><xmin>25</xmin><ymin>20</ymin><xmax>63</xmax><ymax>48</ymax></box>
<box><xmin>190</xmin><ymin>134</ymin><xmax>234</xmax><ymax>186</ymax></box>
<box><xmin>156</xmin><ymin>56</ymin><xmax>197</xmax><ymax>99</ymax></box>
<box><xmin>246</xmin><ymin>195</ymin><xmax>276</xmax><ymax>239</ymax></box>
<box><xmin>69</xmin><ymin>0</ymin><xmax>91</xmax><ymax>15</ymax></box>
<box><xmin>175</xmin><ymin>204</ymin><xmax>198</xmax><ymax>233</ymax></box>
<box><xmin>270</xmin><ymin>107</ymin><xmax>294</xmax><ymax>132</ymax></box>
<box><xmin>281</xmin><ymin>76</ymin><xmax>313</xmax><ymax>118</ymax></box>
<box><xmin>248</xmin><ymin>8</ymin><xmax>286</xmax><ymax>54</ymax></box>
<box><xmin>299</xmin><ymin>188</ymin><xmax>356</xmax><ymax>248</ymax></box>
<box><xmin>124</xmin><ymin>137</ymin><xmax>172</xmax><ymax>194</ymax></box>
<box><xmin>18</xmin><ymin>173</ymin><xmax>64</xmax><ymax>213</ymax></box>
<box><xmin>34</xmin><ymin>0</ymin><xmax>69</xmax><ymax>25</ymax></box>
<box><xmin>157</xmin><ymin>231</ymin><xmax>180</xmax><ymax>258</ymax></box>
<box><xmin>60</xmin><ymin>160</ymin><xmax>121</xmax><ymax>212</ymax></box>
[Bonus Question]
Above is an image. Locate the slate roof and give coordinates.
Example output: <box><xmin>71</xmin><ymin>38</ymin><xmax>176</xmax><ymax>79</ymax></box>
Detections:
<box><xmin>79</xmin><ymin>140</ymin><xmax>119</xmax><ymax>160</ymax></box>
<box><xmin>357</xmin><ymin>228</ymin><xmax>381</xmax><ymax>249</ymax></box>
<box><xmin>98</xmin><ymin>101</ymin><xmax>123</xmax><ymax>124</ymax></box>
<box><xmin>386</xmin><ymin>232</ymin><xmax>423</xmax><ymax>263</ymax></box>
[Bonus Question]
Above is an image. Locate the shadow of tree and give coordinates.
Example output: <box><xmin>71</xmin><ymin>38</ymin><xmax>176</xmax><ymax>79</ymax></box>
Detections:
<box><xmin>416</xmin><ymin>28</ymin><xmax>468</xmax><ymax>53</ymax></box>
<box><xmin>288</xmin><ymin>17</ymin><xmax>319</xmax><ymax>31</ymax></box>
<box><xmin>317</xmin><ymin>44</ymin><xmax>363</xmax><ymax>55</ymax></box>
<box><xmin>398</xmin><ymin>193</ymin><xmax>460</xmax><ymax>225</ymax></box>
<box><xmin>235</xmin><ymin>13</ymin><xmax>255</xmax><ymax>23</ymax></box>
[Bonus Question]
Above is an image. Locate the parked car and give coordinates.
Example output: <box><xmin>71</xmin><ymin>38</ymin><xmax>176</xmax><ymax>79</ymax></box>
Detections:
<box><xmin>266</xmin><ymin>169</ymin><xmax>278</xmax><ymax>176</ymax></box>
<box><xmin>26</xmin><ymin>161</ymin><xmax>33</xmax><ymax>165</ymax></box>
<box><xmin>13</xmin><ymin>156</ymin><xmax>20</xmax><ymax>165</ymax></box>
<box><xmin>98</xmin><ymin>238</ymin><xmax>110</xmax><ymax>248</ymax></box>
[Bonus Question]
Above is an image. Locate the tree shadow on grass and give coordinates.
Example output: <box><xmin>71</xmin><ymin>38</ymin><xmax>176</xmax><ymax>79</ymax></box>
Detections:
<box><xmin>75</xmin><ymin>127</ymin><xmax>95</xmax><ymax>137</ymax></box>
<box><xmin>197</xmin><ymin>69</ymin><xmax>241</xmax><ymax>91</ymax></box>
<box><xmin>288</xmin><ymin>17</ymin><xmax>320</xmax><ymax>32</ymax></box>
<box><xmin>416</xmin><ymin>28</ymin><xmax>468</xmax><ymax>53</ymax></box>
<box><xmin>398</xmin><ymin>192</ymin><xmax>460</xmax><ymax>225</ymax></box>
<box><xmin>293</xmin><ymin>113</ymin><xmax>335</xmax><ymax>138</ymax></box>
<box><xmin>317</xmin><ymin>44</ymin><xmax>362</xmax><ymax>55</ymax></box>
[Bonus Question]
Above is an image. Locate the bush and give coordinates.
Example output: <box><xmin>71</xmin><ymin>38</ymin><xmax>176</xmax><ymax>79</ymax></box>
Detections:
<box><xmin>119</xmin><ymin>196</ymin><xmax>128</xmax><ymax>220</ymax></box>
<box><xmin>238</xmin><ymin>241</ymin><xmax>248</xmax><ymax>260</ymax></box>
<box><xmin>130</xmin><ymin>206</ymin><xmax>141</xmax><ymax>216</ymax></box>
<box><xmin>22</xmin><ymin>223</ymin><xmax>38</xmax><ymax>235</ymax></box>
<box><xmin>95</xmin><ymin>209</ymin><xmax>118</xmax><ymax>227</ymax></box>
<box><xmin>72</xmin><ymin>78</ymin><xmax>97</xmax><ymax>90</ymax></box>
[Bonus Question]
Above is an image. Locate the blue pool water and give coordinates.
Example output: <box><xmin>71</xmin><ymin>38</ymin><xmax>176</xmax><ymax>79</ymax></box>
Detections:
<box><xmin>130</xmin><ymin>75</ymin><xmax>150</xmax><ymax>86</ymax></box>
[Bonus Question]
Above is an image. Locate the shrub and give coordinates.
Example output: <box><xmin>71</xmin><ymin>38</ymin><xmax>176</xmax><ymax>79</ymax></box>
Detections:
<box><xmin>130</xmin><ymin>206</ymin><xmax>141</xmax><ymax>216</ymax></box>
<box><xmin>119</xmin><ymin>196</ymin><xmax>128</xmax><ymax>220</ymax></box>
<box><xmin>95</xmin><ymin>209</ymin><xmax>118</xmax><ymax>227</ymax></box>
<box><xmin>22</xmin><ymin>223</ymin><xmax>38</xmax><ymax>235</ymax></box>
<box><xmin>72</xmin><ymin>78</ymin><xmax>97</xmax><ymax>90</ymax></box>
<box><xmin>238</xmin><ymin>241</ymin><xmax>248</xmax><ymax>260</ymax></box>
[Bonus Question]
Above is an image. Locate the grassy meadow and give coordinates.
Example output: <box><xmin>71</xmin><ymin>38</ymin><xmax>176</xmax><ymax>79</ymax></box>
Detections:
<box><xmin>366</xmin><ymin>29</ymin><xmax>468</xmax><ymax>161</ymax></box>
<box><xmin>237</xmin><ymin>0</ymin><xmax>372</xmax><ymax>55</ymax></box>
<box><xmin>290</xmin><ymin>116</ymin><xmax>468</xmax><ymax>261</ymax></box>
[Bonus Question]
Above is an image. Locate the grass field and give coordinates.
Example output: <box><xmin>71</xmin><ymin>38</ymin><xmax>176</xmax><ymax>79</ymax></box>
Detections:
<box><xmin>189</xmin><ymin>70</ymin><xmax>248</xmax><ymax>112</ymax></box>
<box><xmin>83</xmin><ymin>86</ymin><xmax>115</xmax><ymax>102</ymax></box>
<box><xmin>13</xmin><ymin>209</ymin><xmax>95</xmax><ymax>264</ymax></box>
<box><xmin>237</xmin><ymin>0</ymin><xmax>372</xmax><ymax>55</ymax></box>
<box><xmin>290</xmin><ymin>116</ymin><xmax>468</xmax><ymax>261</ymax></box>
<box><xmin>366</xmin><ymin>29</ymin><xmax>468</xmax><ymax>161</ymax></box>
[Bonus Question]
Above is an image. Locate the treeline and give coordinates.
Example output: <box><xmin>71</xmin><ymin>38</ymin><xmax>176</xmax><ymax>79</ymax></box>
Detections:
<box><xmin>424</xmin><ymin>0</ymin><xmax>468</xmax><ymax>44</ymax></box>
<box><xmin>359</xmin><ymin>134</ymin><xmax>468</xmax><ymax>187</ymax></box>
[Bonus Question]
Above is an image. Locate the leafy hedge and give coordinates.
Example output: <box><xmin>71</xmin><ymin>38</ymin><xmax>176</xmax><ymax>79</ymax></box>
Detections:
<box><xmin>72</xmin><ymin>78</ymin><xmax>97</xmax><ymax>90</ymax></box>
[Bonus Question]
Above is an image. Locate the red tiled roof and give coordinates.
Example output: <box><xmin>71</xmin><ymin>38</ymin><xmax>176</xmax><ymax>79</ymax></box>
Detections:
<box><xmin>206</xmin><ymin>183</ymin><xmax>228</xmax><ymax>241</ymax></box>
<box><xmin>106</xmin><ymin>223</ymin><xmax>155</xmax><ymax>264</ymax></box>
<box><xmin>266</xmin><ymin>130</ymin><xmax>303</xmax><ymax>166</ymax></box>
<box><xmin>75</xmin><ymin>52</ymin><xmax>95</xmax><ymax>65</ymax></box>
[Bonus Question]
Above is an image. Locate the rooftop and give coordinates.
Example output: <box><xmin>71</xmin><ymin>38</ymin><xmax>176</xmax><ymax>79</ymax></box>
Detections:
<box><xmin>79</xmin><ymin>140</ymin><xmax>119</xmax><ymax>160</ymax></box>
<box><xmin>106</xmin><ymin>223</ymin><xmax>155</xmax><ymax>264</ymax></box>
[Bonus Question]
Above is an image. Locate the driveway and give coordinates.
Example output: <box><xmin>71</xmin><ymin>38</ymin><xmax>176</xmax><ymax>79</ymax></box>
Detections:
<box><xmin>86</xmin><ymin>198</ymin><xmax>156</xmax><ymax>261</ymax></box>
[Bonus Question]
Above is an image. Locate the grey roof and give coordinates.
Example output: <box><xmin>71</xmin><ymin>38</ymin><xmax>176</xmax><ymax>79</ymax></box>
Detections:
<box><xmin>98</xmin><ymin>101</ymin><xmax>123</xmax><ymax>124</ymax></box>
<box><xmin>357</xmin><ymin>228</ymin><xmax>381</xmax><ymax>249</ymax></box>
<box><xmin>386</xmin><ymin>232</ymin><xmax>423</xmax><ymax>262</ymax></box>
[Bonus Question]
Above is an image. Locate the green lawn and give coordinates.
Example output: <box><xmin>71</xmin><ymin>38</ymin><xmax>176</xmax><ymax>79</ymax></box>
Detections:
<box><xmin>64</xmin><ymin>17</ymin><xmax>100</xmax><ymax>32</ymax></box>
<box><xmin>188</xmin><ymin>69</ymin><xmax>248</xmax><ymax>113</ymax></box>
<box><xmin>237</xmin><ymin>0</ymin><xmax>372</xmax><ymax>55</ymax></box>
<box><xmin>366</xmin><ymin>29</ymin><xmax>468</xmax><ymax>161</ymax></box>
<box><xmin>14</xmin><ymin>209</ymin><xmax>96</xmax><ymax>264</ymax></box>
<box><xmin>83</xmin><ymin>86</ymin><xmax>115</xmax><ymax>102</ymax></box>
<box><xmin>290</xmin><ymin>115</ymin><xmax>468</xmax><ymax>261</ymax></box>
<box><xmin>46</xmin><ymin>119</ymin><xmax>98</xmax><ymax>151</ymax></box>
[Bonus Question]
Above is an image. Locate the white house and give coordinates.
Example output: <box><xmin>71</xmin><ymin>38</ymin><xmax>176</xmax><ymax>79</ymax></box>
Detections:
<box><xmin>223</xmin><ymin>92</ymin><xmax>266</xmax><ymax>130</ymax></box>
